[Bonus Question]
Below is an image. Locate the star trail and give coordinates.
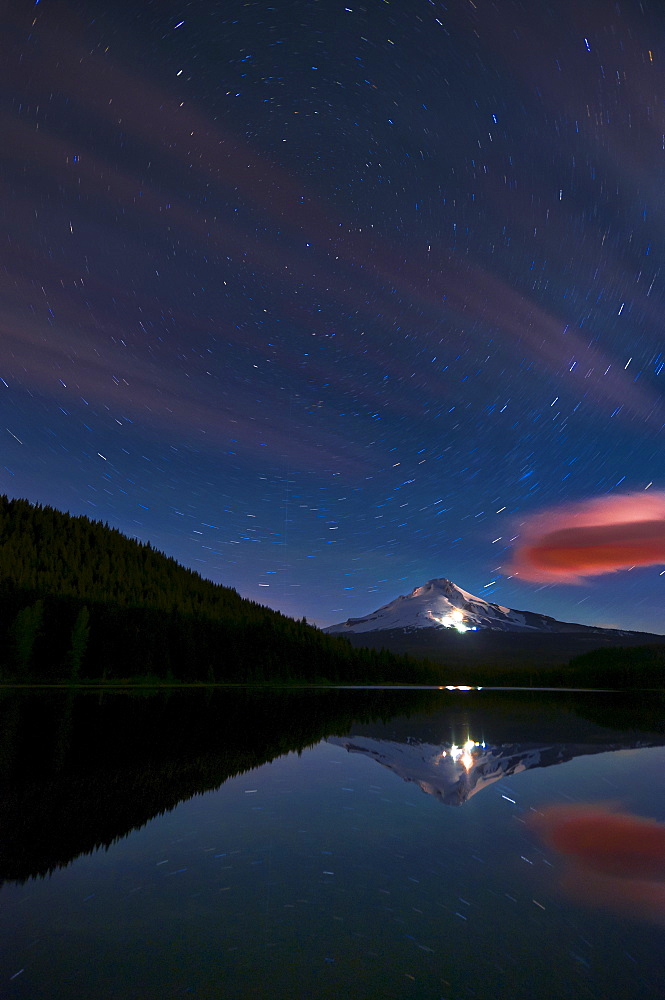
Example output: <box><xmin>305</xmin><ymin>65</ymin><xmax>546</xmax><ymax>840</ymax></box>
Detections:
<box><xmin>2</xmin><ymin>0</ymin><xmax>665</xmax><ymax>632</ymax></box>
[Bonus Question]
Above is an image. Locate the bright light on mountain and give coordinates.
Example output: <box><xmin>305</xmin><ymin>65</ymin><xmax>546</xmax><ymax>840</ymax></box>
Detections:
<box><xmin>437</xmin><ymin>608</ymin><xmax>472</xmax><ymax>632</ymax></box>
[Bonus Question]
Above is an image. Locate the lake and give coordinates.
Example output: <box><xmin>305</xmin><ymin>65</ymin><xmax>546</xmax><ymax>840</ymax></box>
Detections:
<box><xmin>1</xmin><ymin>686</ymin><xmax>664</xmax><ymax>999</ymax></box>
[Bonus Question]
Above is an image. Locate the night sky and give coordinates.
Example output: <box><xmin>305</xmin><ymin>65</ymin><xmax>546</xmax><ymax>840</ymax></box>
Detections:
<box><xmin>2</xmin><ymin>0</ymin><xmax>665</xmax><ymax>633</ymax></box>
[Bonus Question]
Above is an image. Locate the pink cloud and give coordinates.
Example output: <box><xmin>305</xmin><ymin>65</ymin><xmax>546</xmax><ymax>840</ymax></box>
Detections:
<box><xmin>508</xmin><ymin>493</ymin><xmax>665</xmax><ymax>582</ymax></box>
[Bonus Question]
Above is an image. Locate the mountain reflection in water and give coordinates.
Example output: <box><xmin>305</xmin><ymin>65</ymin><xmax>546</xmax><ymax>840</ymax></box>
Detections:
<box><xmin>1</xmin><ymin>686</ymin><xmax>664</xmax><ymax>884</ymax></box>
<box><xmin>327</xmin><ymin>734</ymin><xmax>665</xmax><ymax>806</ymax></box>
<box><xmin>2</xmin><ymin>686</ymin><xmax>665</xmax><ymax>1000</ymax></box>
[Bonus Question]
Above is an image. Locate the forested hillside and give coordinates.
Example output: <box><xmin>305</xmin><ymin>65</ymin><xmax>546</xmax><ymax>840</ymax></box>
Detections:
<box><xmin>0</xmin><ymin>494</ymin><xmax>248</xmax><ymax>616</ymax></box>
<box><xmin>0</xmin><ymin>495</ymin><xmax>438</xmax><ymax>684</ymax></box>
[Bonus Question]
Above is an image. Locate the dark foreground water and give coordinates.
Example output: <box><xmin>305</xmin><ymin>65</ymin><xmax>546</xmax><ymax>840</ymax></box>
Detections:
<box><xmin>0</xmin><ymin>686</ymin><xmax>664</xmax><ymax>1000</ymax></box>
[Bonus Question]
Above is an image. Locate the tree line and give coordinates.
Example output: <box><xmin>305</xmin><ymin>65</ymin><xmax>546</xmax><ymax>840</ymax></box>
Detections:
<box><xmin>0</xmin><ymin>495</ymin><xmax>440</xmax><ymax>684</ymax></box>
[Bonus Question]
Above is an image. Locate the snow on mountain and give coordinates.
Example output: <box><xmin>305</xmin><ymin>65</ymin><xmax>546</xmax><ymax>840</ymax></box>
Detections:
<box><xmin>326</xmin><ymin>734</ymin><xmax>664</xmax><ymax>806</ymax></box>
<box><xmin>323</xmin><ymin>577</ymin><xmax>623</xmax><ymax>635</ymax></box>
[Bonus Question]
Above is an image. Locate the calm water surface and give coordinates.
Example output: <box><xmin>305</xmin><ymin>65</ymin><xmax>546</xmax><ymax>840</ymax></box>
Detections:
<box><xmin>0</xmin><ymin>687</ymin><xmax>664</xmax><ymax>999</ymax></box>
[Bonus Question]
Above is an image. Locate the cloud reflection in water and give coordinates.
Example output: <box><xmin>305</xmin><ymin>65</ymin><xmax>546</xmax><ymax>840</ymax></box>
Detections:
<box><xmin>530</xmin><ymin>804</ymin><xmax>665</xmax><ymax>926</ymax></box>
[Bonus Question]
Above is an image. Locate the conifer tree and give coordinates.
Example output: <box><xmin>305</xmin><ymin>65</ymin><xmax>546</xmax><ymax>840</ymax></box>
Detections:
<box><xmin>69</xmin><ymin>606</ymin><xmax>90</xmax><ymax>680</ymax></box>
<box><xmin>12</xmin><ymin>600</ymin><xmax>44</xmax><ymax>674</ymax></box>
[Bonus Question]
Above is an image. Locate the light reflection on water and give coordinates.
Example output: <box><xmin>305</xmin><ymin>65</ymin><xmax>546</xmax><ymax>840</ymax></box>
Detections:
<box><xmin>0</xmin><ymin>689</ymin><xmax>664</xmax><ymax>999</ymax></box>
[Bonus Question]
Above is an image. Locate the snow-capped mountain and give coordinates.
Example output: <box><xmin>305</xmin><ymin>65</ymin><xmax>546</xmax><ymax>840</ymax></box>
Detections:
<box><xmin>327</xmin><ymin>734</ymin><xmax>665</xmax><ymax>806</ymax></box>
<box><xmin>323</xmin><ymin>577</ymin><xmax>631</xmax><ymax>635</ymax></box>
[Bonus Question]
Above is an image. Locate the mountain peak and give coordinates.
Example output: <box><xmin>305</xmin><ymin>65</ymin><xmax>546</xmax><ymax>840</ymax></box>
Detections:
<box><xmin>413</xmin><ymin>578</ymin><xmax>454</xmax><ymax>593</ymax></box>
<box><xmin>412</xmin><ymin>578</ymin><xmax>469</xmax><ymax>599</ymax></box>
<box><xmin>323</xmin><ymin>576</ymin><xmax>629</xmax><ymax>636</ymax></box>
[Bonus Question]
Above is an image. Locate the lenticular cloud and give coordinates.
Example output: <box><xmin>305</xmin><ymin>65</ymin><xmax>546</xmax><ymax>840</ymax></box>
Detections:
<box><xmin>509</xmin><ymin>493</ymin><xmax>665</xmax><ymax>583</ymax></box>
